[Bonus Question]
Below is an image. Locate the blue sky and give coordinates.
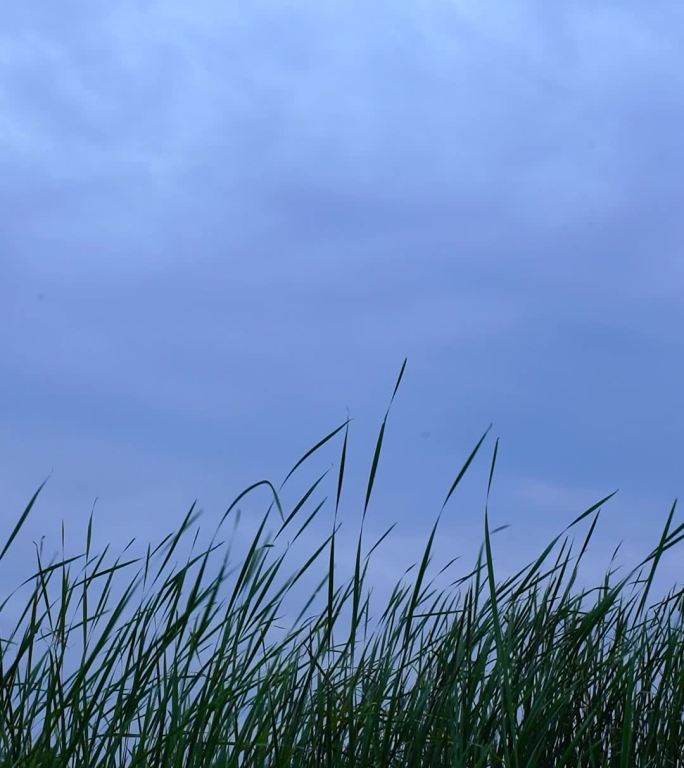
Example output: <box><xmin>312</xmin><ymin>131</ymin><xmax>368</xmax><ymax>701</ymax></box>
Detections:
<box><xmin>1</xmin><ymin>2</ymin><xmax>683</xmax><ymax>594</ymax></box>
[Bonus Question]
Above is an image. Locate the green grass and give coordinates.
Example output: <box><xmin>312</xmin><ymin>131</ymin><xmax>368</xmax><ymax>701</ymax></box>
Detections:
<box><xmin>1</xmin><ymin>361</ymin><xmax>682</xmax><ymax>767</ymax></box>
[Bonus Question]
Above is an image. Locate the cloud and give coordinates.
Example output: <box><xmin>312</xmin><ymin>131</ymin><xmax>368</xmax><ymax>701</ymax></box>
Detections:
<box><xmin>1</xmin><ymin>1</ymin><xmax>684</xmax><ymax>591</ymax></box>
<box><xmin>3</xmin><ymin>1</ymin><xmax>682</xmax><ymax>275</ymax></box>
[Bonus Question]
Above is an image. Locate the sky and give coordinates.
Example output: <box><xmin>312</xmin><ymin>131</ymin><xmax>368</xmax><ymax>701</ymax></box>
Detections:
<box><xmin>1</xmin><ymin>1</ymin><xmax>684</xmax><ymax>598</ymax></box>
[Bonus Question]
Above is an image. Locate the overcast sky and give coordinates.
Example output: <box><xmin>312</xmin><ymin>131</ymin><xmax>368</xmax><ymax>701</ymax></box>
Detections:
<box><xmin>1</xmin><ymin>2</ymin><xmax>683</xmax><ymax>595</ymax></box>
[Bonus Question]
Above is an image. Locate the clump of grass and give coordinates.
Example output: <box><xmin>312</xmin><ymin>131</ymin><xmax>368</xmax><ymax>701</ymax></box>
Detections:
<box><xmin>1</xmin><ymin>361</ymin><xmax>682</xmax><ymax>767</ymax></box>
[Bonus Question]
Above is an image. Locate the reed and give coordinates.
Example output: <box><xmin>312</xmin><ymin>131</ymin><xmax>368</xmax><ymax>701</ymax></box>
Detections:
<box><xmin>1</xmin><ymin>362</ymin><xmax>682</xmax><ymax>766</ymax></box>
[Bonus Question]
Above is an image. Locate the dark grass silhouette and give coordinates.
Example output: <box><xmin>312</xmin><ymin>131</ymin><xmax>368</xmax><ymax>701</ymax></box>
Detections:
<box><xmin>1</xmin><ymin>360</ymin><xmax>682</xmax><ymax>767</ymax></box>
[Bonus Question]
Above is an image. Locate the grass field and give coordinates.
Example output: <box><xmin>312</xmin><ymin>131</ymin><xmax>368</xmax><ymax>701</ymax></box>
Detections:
<box><xmin>1</xmin><ymin>363</ymin><xmax>683</xmax><ymax>766</ymax></box>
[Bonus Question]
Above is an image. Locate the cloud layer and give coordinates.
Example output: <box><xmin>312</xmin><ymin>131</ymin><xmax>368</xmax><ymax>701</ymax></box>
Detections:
<box><xmin>1</xmin><ymin>1</ymin><xmax>683</xmax><ymax>593</ymax></box>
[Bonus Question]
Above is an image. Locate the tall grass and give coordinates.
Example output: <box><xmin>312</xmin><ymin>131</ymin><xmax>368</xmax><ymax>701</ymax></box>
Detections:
<box><xmin>1</xmin><ymin>361</ymin><xmax>682</xmax><ymax>767</ymax></box>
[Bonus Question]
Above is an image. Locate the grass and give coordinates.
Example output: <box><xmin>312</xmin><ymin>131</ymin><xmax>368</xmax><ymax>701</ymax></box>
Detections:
<box><xmin>0</xmin><ymin>360</ymin><xmax>682</xmax><ymax>767</ymax></box>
